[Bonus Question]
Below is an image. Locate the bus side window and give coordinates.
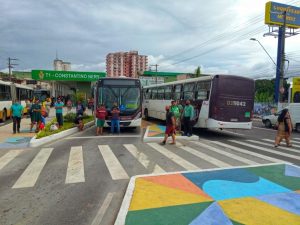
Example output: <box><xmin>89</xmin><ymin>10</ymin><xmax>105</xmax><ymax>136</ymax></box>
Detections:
<box><xmin>165</xmin><ymin>86</ymin><xmax>172</xmax><ymax>100</ymax></box>
<box><xmin>196</xmin><ymin>81</ymin><xmax>211</xmax><ymax>100</ymax></box>
<box><xmin>151</xmin><ymin>88</ymin><xmax>158</xmax><ymax>99</ymax></box>
<box><xmin>174</xmin><ymin>85</ymin><xmax>182</xmax><ymax>100</ymax></box>
<box><xmin>157</xmin><ymin>87</ymin><xmax>164</xmax><ymax>100</ymax></box>
<box><xmin>183</xmin><ymin>83</ymin><xmax>195</xmax><ymax>100</ymax></box>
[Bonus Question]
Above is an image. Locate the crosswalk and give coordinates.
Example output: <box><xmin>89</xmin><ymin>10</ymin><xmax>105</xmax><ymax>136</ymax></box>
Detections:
<box><xmin>1</xmin><ymin>137</ymin><xmax>300</xmax><ymax>189</ymax></box>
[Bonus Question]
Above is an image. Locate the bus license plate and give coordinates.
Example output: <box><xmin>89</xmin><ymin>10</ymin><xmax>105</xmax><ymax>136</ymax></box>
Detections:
<box><xmin>230</xmin><ymin>118</ymin><xmax>238</xmax><ymax>122</ymax></box>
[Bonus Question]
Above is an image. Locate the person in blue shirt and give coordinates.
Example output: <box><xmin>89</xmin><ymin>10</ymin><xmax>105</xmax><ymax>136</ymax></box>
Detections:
<box><xmin>10</xmin><ymin>99</ymin><xmax>24</xmax><ymax>134</ymax></box>
<box><xmin>54</xmin><ymin>97</ymin><xmax>64</xmax><ymax>128</ymax></box>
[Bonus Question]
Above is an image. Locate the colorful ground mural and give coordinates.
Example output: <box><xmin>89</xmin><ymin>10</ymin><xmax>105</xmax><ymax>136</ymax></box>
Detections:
<box><xmin>146</xmin><ymin>125</ymin><xmax>176</xmax><ymax>138</ymax></box>
<box><xmin>124</xmin><ymin>164</ymin><xmax>300</xmax><ymax>225</ymax></box>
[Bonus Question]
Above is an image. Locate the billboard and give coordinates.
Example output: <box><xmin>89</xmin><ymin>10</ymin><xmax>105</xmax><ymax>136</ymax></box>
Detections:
<box><xmin>32</xmin><ymin>70</ymin><xmax>106</xmax><ymax>82</ymax></box>
<box><xmin>292</xmin><ymin>77</ymin><xmax>300</xmax><ymax>103</ymax></box>
<box><xmin>265</xmin><ymin>1</ymin><xmax>300</xmax><ymax>28</ymax></box>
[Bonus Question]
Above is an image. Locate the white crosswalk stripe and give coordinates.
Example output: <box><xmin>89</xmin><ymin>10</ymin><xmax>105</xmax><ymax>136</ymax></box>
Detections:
<box><xmin>98</xmin><ymin>145</ymin><xmax>129</xmax><ymax>180</ymax></box>
<box><xmin>0</xmin><ymin>150</ymin><xmax>23</xmax><ymax>170</ymax></box>
<box><xmin>123</xmin><ymin>144</ymin><xmax>165</xmax><ymax>174</ymax></box>
<box><xmin>263</xmin><ymin>138</ymin><xmax>300</xmax><ymax>148</ymax></box>
<box><xmin>229</xmin><ymin>140</ymin><xmax>300</xmax><ymax>160</ymax></box>
<box><xmin>12</xmin><ymin>148</ymin><xmax>53</xmax><ymax>188</ymax></box>
<box><xmin>191</xmin><ymin>141</ymin><xmax>259</xmax><ymax>165</ymax></box>
<box><xmin>178</xmin><ymin>143</ymin><xmax>231</xmax><ymax>168</ymax></box>
<box><xmin>147</xmin><ymin>143</ymin><xmax>200</xmax><ymax>170</ymax></box>
<box><xmin>250</xmin><ymin>139</ymin><xmax>300</xmax><ymax>153</ymax></box>
<box><xmin>211</xmin><ymin>141</ymin><xmax>284</xmax><ymax>163</ymax></box>
<box><xmin>294</xmin><ymin>137</ymin><xmax>300</xmax><ymax>141</ymax></box>
<box><xmin>65</xmin><ymin>146</ymin><xmax>85</xmax><ymax>184</ymax></box>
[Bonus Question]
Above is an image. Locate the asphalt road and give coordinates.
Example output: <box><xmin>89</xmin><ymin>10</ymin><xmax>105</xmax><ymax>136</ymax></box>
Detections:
<box><xmin>1</xmin><ymin>120</ymin><xmax>300</xmax><ymax>225</ymax></box>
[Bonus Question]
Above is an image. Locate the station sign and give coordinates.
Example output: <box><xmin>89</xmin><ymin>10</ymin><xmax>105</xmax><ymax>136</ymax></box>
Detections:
<box><xmin>265</xmin><ymin>2</ymin><xmax>300</xmax><ymax>28</ymax></box>
<box><xmin>32</xmin><ymin>70</ymin><xmax>106</xmax><ymax>82</ymax></box>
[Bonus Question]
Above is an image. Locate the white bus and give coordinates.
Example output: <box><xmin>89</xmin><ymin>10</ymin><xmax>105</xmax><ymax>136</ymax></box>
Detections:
<box><xmin>95</xmin><ymin>77</ymin><xmax>142</xmax><ymax>128</ymax></box>
<box><xmin>0</xmin><ymin>80</ymin><xmax>33</xmax><ymax>122</ymax></box>
<box><xmin>142</xmin><ymin>75</ymin><xmax>255</xmax><ymax>130</ymax></box>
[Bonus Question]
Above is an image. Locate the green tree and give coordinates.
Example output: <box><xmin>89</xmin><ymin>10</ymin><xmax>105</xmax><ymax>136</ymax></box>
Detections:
<box><xmin>194</xmin><ymin>66</ymin><xmax>202</xmax><ymax>78</ymax></box>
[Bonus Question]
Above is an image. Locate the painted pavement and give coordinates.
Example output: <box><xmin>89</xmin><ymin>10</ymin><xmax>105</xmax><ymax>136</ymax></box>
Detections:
<box><xmin>121</xmin><ymin>163</ymin><xmax>300</xmax><ymax>225</ymax></box>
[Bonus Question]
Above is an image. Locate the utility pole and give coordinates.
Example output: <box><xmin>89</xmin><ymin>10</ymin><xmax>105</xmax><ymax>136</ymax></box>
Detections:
<box><xmin>150</xmin><ymin>64</ymin><xmax>159</xmax><ymax>84</ymax></box>
<box><xmin>8</xmin><ymin>57</ymin><xmax>18</xmax><ymax>81</ymax></box>
<box><xmin>275</xmin><ymin>11</ymin><xmax>287</xmax><ymax>107</ymax></box>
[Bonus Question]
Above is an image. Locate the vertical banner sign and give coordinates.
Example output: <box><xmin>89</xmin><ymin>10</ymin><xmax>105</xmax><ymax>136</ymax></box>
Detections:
<box><xmin>292</xmin><ymin>77</ymin><xmax>300</xmax><ymax>103</ymax></box>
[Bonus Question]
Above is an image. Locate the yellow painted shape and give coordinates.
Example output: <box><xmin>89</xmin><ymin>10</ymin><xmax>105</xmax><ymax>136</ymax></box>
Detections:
<box><xmin>219</xmin><ymin>197</ymin><xmax>300</xmax><ymax>225</ymax></box>
<box><xmin>129</xmin><ymin>178</ymin><xmax>212</xmax><ymax>211</ymax></box>
<box><xmin>296</xmin><ymin>190</ymin><xmax>300</xmax><ymax>194</ymax></box>
<box><xmin>149</xmin><ymin>125</ymin><xmax>164</xmax><ymax>133</ymax></box>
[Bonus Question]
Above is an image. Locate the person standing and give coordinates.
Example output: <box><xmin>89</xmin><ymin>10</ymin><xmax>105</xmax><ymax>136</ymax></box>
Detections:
<box><xmin>55</xmin><ymin>98</ymin><xmax>64</xmax><ymax>128</ymax></box>
<box><xmin>111</xmin><ymin>102</ymin><xmax>120</xmax><ymax>134</ymax></box>
<box><xmin>10</xmin><ymin>99</ymin><xmax>24</xmax><ymax>134</ymax></box>
<box><xmin>161</xmin><ymin>105</ymin><xmax>176</xmax><ymax>145</ymax></box>
<box><xmin>274</xmin><ymin>108</ymin><xmax>292</xmax><ymax>147</ymax></box>
<box><xmin>170</xmin><ymin>100</ymin><xmax>180</xmax><ymax>134</ymax></box>
<box><xmin>96</xmin><ymin>104</ymin><xmax>107</xmax><ymax>135</ymax></box>
<box><xmin>66</xmin><ymin>99</ymin><xmax>72</xmax><ymax>113</ymax></box>
<box><xmin>183</xmin><ymin>100</ymin><xmax>194</xmax><ymax>137</ymax></box>
<box><xmin>30</xmin><ymin>99</ymin><xmax>42</xmax><ymax>133</ymax></box>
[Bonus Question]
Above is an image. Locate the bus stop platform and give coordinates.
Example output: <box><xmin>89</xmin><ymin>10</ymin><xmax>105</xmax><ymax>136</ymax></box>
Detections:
<box><xmin>115</xmin><ymin>163</ymin><xmax>300</xmax><ymax>225</ymax></box>
<box><xmin>143</xmin><ymin>125</ymin><xmax>198</xmax><ymax>143</ymax></box>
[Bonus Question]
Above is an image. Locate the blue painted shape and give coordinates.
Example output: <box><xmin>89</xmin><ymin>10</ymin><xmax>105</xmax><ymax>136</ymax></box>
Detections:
<box><xmin>203</xmin><ymin>177</ymin><xmax>291</xmax><ymax>201</ymax></box>
<box><xmin>157</xmin><ymin>125</ymin><xmax>166</xmax><ymax>132</ymax></box>
<box><xmin>183</xmin><ymin>168</ymin><xmax>259</xmax><ymax>190</ymax></box>
<box><xmin>5</xmin><ymin>137</ymin><xmax>31</xmax><ymax>144</ymax></box>
<box><xmin>285</xmin><ymin>164</ymin><xmax>300</xmax><ymax>178</ymax></box>
<box><xmin>188</xmin><ymin>202</ymin><xmax>233</xmax><ymax>225</ymax></box>
<box><xmin>257</xmin><ymin>192</ymin><xmax>300</xmax><ymax>216</ymax></box>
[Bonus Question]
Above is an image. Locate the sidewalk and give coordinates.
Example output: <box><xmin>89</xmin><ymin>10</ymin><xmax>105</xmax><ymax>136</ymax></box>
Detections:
<box><xmin>0</xmin><ymin>107</ymin><xmax>93</xmax><ymax>149</ymax></box>
<box><xmin>115</xmin><ymin>163</ymin><xmax>300</xmax><ymax>225</ymax></box>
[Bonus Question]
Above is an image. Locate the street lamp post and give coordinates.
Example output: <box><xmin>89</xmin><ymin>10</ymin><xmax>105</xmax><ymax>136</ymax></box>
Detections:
<box><xmin>250</xmin><ymin>38</ymin><xmax>277</xmax><ymax>67</ymax></box>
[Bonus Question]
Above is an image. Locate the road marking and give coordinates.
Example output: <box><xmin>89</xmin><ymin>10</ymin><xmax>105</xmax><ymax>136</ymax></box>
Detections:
<box><xmin>124</xmin><ymin>144</ymin><xmax>165</xmax><ymax>174</ymax></box>
<box><xmin>90</xmin><ymin>192</ymin><xmax>114</xmax><ymax>225</ymax></box>
<box><xmin>211</xmin><ymin>141</ymin><xmax>284</xmax><ymax>163</ymax></box>
<box><xmin>65</xmin><ymin>146</ymin><xmax>85</xmax><ymax>184</ymax></box>
<box><xmin>191</xmin><ymin>141</ymin><xmax>259</xmax><ymax>165</ymax></box>
<box><xmin>229</xmin><ymin>140</ymin><xmax>300</xmax><ymax>160</ymax></box>
<box><xmin>258</xmin><ymin>139</ymin><xmax>300</xmax><ymax>153</ymax></box>
<box><xmin>66</xmin><ymin>135</ymin><xmax>141</xmax><ymax>139</ymax></box>
<box><xmin>98</xmin><ymin>145</ymin><xmax>129</xmax><ymax>180</ymax></box>
<box><xmin>294</xmin><ymin>138</ymin><xmax>300</xmax><ymax>141</ymax></box>
<box><xmin>12</xmin><ymin>148</ymin><xmax>53</xmax><ymax>188</ymax></box>
<box><xmin>179</xmin><ymin>144</ymin><xmax>231</xmax><ymax>168</ymax></box>
<box><xmin>263</xmin><ymin>138</ymin><xmax>300</xmax><ymax>148</ymax></box>
<box><xmin>0</xmin><ymin>150</ymin><xmax>23</xmax><ymax>170</ymax></box>
<box><xmin>216</xmin><ymin>129</ymin><xmax>245</xmax><ymax>136</ymax></box>
<box><xmin>147</xmin><ymin>143</ymin><xmax>200</xmax><ymax>171</ymax></box>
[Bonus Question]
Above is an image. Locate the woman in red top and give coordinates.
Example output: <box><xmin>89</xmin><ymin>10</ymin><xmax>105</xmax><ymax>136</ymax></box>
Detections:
<box><xmin>96</xmin><ymin>104</ymin><xmax>107</xmax><ymax>135</ymax></box>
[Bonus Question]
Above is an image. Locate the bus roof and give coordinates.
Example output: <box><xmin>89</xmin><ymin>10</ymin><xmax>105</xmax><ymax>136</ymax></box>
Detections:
<box><xmin>15</xmin><ymin>83</ymin><xmax>34</xmax><ymax>90</ymax></box>
<box><xmin>143</xmin><ymin>74</ymin><xmax>253</xmax><ymax>89</ymax></box>
<box><xmin>0</xmin><ymin>80</ymin><xmax>12</xmax><ymax>85</ymax></box>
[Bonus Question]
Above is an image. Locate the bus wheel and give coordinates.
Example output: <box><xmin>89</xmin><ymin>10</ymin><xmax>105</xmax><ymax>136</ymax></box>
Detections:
<box><xmin>264</xmin><ymin>120</ymin><xmax>272</xmax><ymax>128</ymax></box>
<box><xmin>144</xmin><ymin>109</ymin><xmax>149</xmax><ymax>121</ymax></box>
<box><xmin>296</xmin><ymin>123</ymin><xmax>300</xmax><ymax>133</ymax></box>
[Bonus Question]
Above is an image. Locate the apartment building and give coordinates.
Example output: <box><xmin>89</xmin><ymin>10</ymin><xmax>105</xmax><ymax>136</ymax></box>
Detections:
<box><xmin>106</xmin><ymin>51</ymin><xmax>148</xmax><ymax>78</ymax></box>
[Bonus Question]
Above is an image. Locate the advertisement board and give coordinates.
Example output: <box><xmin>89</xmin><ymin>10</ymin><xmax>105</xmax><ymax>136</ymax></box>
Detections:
<box><xmin>32</xmin><ymin>70</ymin><xmax>106</xmax><ymax>82</ymax></box>
<box><xmin>265</xmin><ymin>1</ymin><xmax>300</xmax><ymax>28</ymax></box>
<box><xmin>292</xmin><ymin>77</ymin><xmax>300</xmax><ymax>103</ymax></box>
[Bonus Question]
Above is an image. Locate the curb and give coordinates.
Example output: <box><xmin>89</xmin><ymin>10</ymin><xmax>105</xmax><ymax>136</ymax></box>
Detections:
<box><xmin>30</xmin><ymin>120</ymin><xmax>95</xmax><ymax>148</ymax></box>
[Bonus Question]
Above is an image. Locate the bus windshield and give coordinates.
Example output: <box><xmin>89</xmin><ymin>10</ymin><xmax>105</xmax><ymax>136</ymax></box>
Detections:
<box><xmin>100</xmin><ymin>86</ymin><xmax>140</xmax><ymax>114</ymax></box>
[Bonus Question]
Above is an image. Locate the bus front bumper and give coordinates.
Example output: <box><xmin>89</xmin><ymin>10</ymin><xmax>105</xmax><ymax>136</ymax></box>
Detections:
<box><xmin>104</xmin><ymin>118</ymin><xmax>142</xmax><ymax>128</ymax></box>
<box><xmin>206</xmin><ymin>119</ymin><xmax>252</xmax><ymax>129</ymax></box>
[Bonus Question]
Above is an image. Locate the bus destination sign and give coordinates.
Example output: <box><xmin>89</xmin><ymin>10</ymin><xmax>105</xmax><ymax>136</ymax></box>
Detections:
<box><xmin>32</xmin><ymin>70</ymin><xmax>106</xmax><ymax>82</ymax></box>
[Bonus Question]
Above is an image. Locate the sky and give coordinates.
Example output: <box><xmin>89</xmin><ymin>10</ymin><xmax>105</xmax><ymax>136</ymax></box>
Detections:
<box><xmin>1</xmin><ymin>0</ymin><xmax>300</xmax><ymax>79</ymax></box>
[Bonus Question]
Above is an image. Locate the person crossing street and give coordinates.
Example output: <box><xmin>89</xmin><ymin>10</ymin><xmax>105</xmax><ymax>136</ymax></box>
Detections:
<box><xmin>10</xmin><ymin>99</ymin><xmax>24</xmax><ymax>134</ymax></box>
